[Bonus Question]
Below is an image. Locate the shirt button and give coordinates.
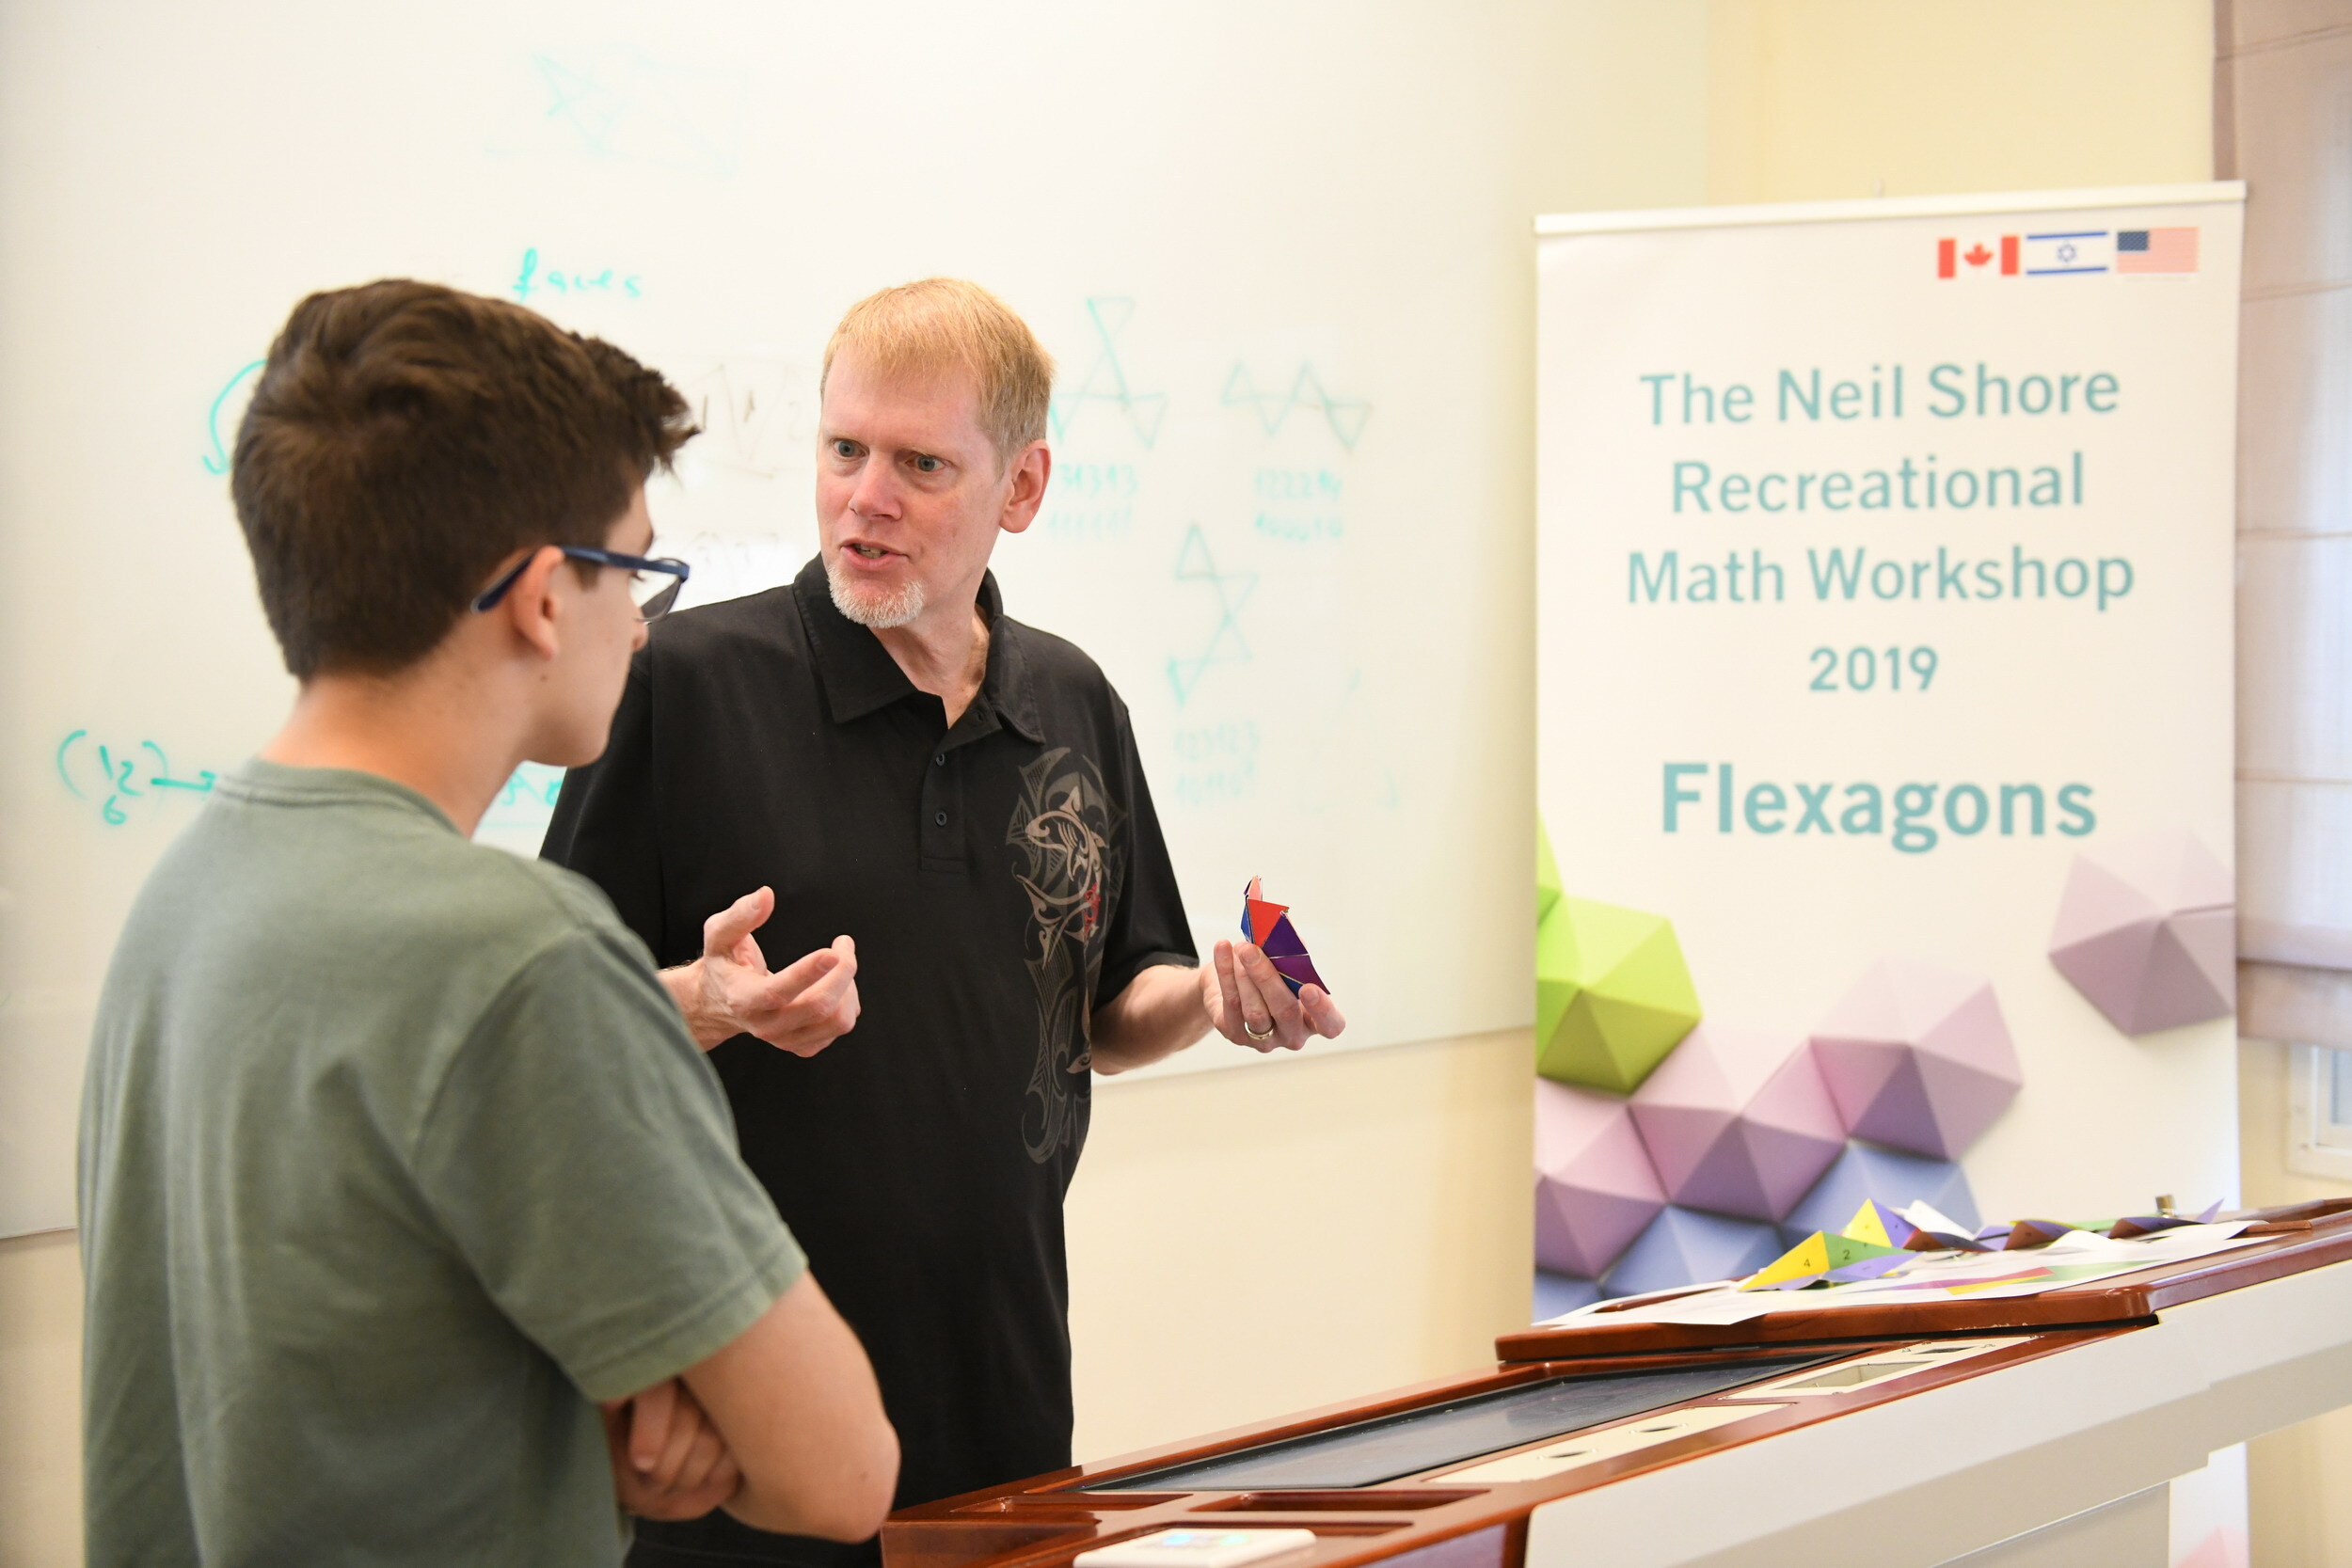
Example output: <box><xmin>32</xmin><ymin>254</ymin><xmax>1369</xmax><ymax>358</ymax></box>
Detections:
<box><xmin>934</xmin><ymin>753</ymin><xmax>946</xmax><ymax>767</ymax></box>
<box><xmin>934</xmin><ymin>811</ymin><xmax>948</xmax><ymax>827</ymax></box>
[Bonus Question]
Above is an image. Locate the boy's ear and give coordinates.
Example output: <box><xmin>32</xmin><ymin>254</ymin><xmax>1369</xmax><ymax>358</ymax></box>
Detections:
<box><xmin>496</xmin><ymin>546</ymin><xmax>568</xmax><ymax>661</ymax></box>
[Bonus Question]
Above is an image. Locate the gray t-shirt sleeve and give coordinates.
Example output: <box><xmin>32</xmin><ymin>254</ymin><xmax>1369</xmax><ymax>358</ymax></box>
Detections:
<box><xmin>409</xmin><ymin>925</ymin><xmax>805</xmax><ymax>1403</ymax></box>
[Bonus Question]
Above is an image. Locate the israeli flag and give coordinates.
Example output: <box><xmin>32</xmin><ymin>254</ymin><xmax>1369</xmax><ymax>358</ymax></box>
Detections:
<box><xmin>2021</xmin><ymin>230</ymin><xmax>2114</xmax><ymax>276</ymax></box>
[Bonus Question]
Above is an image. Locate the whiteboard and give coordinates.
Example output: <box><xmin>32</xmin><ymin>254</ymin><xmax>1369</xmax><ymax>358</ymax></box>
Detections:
<box><xmin>0</xmin><ymin>0</ymin><xmax>1701</xmax><ymax>1235</ymax></box>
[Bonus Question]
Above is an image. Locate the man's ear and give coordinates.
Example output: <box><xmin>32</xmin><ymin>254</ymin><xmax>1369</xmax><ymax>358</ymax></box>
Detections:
<box><xmin>999</xmin><ymin>441</ymin><xmax>1051</xmax><ymax>536</ymax></box>
<box><xmin>497</xmin><ymin>545</ymin><xmax>569</xmax><ymax>661</ymax></box>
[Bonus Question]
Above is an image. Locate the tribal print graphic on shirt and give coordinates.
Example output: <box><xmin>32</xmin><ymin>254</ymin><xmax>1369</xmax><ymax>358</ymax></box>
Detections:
<box><xmin>1006</xmin><ymin>747</ymin><xmax>1125</xmax><ymax>1164</ymax></box>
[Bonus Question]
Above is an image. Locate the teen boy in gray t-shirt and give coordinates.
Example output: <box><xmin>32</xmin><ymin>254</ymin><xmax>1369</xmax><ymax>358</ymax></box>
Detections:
<box><xmin>78</xmin><ymin>281</ymin><xmax>893</xmax><ymax>1567</ymax></box>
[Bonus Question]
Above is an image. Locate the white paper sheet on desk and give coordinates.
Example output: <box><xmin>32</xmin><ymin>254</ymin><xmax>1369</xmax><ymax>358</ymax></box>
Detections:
<box><xmin>1543</xmin><ymin>1225</ymin><xmax>2265</xmax><ymax>1327</ymax></box>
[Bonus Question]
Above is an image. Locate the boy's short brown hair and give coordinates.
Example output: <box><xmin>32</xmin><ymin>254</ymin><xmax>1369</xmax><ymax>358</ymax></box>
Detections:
<box><xmin>231</xmin><ymin>280</ymin><xmax>695</xmax><ymax>679</ymax></box>
<box><xmin>821</xmin><ymin>278</ymin><xmax>1055</xmax><ymax>467</ymax></box>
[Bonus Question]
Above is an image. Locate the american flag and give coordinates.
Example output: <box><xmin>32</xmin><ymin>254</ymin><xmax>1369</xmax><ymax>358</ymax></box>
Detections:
<box><xmin>2116</xmin><ymin>227</ymin><xmax>2198</xmax><ymax>274</ymax></box>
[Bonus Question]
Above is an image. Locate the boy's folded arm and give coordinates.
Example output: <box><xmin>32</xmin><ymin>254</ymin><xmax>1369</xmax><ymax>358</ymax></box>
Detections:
<box><xmin>602</xmin><ymin>1379</ymin><xmax>741</xmax><ymax>1520</ymax></box>
<box><xmin>682</xmin><ymin>1271</ymin><xmax>899</xmax><ymax>1540</ymax></box>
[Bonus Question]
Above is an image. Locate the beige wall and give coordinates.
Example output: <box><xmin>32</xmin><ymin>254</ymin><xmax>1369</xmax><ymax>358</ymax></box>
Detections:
<box><xmin>0</xmin><ymin>1232</ymin><xmax>80</xmax><ymax>1568</ymax></box>
<box><xmin>1707</xmin><ymin>0</ymin><xmax>2214</xmax><ymax>203</ymax></box>
<box><xmin>1069</xmin><ymin>1031</ymin><xmax>1534</xmax><ymax>1462</ymax></box>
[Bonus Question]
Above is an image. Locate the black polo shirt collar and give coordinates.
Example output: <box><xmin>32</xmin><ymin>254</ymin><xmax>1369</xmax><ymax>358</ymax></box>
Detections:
<box><xmin>791</xmin><ymin>555</ymin><xmax>1045</xmax><ymax>744</ymax></box>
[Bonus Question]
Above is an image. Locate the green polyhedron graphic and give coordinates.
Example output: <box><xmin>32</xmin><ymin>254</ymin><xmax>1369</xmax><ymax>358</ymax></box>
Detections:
<box><xmin>1534</xmin><ymin>895</ymin><xmax>1701</xmax><ymax>1094</ymax></box>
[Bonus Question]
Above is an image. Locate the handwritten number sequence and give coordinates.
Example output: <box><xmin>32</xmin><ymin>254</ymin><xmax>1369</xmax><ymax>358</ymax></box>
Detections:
<box><xmin>55</xmin><ymin>732</ymin><xmax>216</xmax><ymax>827</ymax></box>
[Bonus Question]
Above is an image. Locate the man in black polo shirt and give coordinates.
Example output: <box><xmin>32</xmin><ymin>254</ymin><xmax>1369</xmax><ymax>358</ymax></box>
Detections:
<box><xmin>544</xmin><ymin>278</ymin><xmax>1347</xmax><ymax>1568</ymax></box>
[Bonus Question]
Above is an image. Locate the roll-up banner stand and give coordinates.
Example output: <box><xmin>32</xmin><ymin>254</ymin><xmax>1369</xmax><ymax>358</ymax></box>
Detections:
<box><xmin>1530</xmin><ymin>184</ymin><xmax>2244</xmax><ymax>1323</ymax></box>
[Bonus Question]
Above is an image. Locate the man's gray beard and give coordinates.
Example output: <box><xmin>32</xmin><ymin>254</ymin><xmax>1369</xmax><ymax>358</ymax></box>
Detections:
<box><xmin>826</xmin><ymin>560</ymin><xmax>928</xmax><ymax>629</ymax></box>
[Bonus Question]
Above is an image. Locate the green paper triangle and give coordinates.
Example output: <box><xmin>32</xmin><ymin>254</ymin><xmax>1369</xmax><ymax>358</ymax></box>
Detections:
<box><xmin>1823</xmin><ymin>1233</ymin><xmax>1900</xmax><ymax>1269</ymax></box>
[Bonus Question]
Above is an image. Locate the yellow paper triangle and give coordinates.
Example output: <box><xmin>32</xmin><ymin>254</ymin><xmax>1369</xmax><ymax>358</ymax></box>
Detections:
<box><xmin>1743</xmin><ymin>1232</ymin><xmax>1831</xmax><ymax>1290</ymax></box>
<box><xmin>1841</xmin><ymin>1200</ymin><xmax>1894</xmax><ymax>1249</ymax></box>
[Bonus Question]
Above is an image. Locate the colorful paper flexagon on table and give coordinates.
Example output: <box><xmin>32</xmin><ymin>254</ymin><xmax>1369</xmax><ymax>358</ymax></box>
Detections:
<box><xmin>1889</xmin><ymin>1198</ymin><xmax>2225</xmax><ymax>1254</ymax></box>
<box><xmin>1740</xmin><ymin>1200</ymin><xmax>1913</xmax><ymax>1291</ymax></box>
<box><xmin>1743</xmin><ymin>1197</ymin><xmax>2235</xmax><ymax>1291</ymax></box>
<box><xmin>1240</xmin><ymin>877</ymin><xmax>1328</xmax><ymax>996</ymax></box>
<box><xmin>1952</xmin><ymin>1198</ymin><xmax>2223</xmax><ymax>1250</ymax></box>
<box><xmin>2105</xmin><ymin>1200</ymin><xmax>2224</xmax><ymax>1240</ymax></box>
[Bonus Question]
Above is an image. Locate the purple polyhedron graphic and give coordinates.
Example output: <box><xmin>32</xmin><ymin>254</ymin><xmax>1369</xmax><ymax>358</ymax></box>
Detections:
<box><xmin>1627</xmin><ymin>1026</ymin><xmax>1845</xmax><ymax>1224</ymax></box>
<box><xmin>1534</xmin><ymin>1079</ymin><xmax>1665</xmax><ymax>1279</ymax></box>
<box><xmin>1534</xmin><ymin>1269</ymin><xmax>1601</xmax><ymax>1323</ymax></box>
<box><xmin>2048</xmin><ymin>830</ymin><xmax>2235</xmax><ymax>1037</ymax></box>
<box><xmin>1809</xmin><ymin>959</ymin><xmax>2023</xmax><ymax>1161</ymax></box>
<box><xmin>1779</xmin><ymin>1141</ymin><xmax>1979</xmax><ymax>1247</ymax></box>
<box><xmin>1600</xmin><ymin>1206</ymin><xmax>1783</xmax><ymax>1299</ymax></box>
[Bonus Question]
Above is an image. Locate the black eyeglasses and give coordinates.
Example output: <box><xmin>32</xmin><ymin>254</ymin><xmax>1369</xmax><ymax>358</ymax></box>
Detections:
<box><xmin>471</xmin><ymin>546</ymin><xmax>692</xmax><ymax>622</ymax></box>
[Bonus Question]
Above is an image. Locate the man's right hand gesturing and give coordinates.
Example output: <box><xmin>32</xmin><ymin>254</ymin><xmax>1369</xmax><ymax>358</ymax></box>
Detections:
<box><xmin>660</xmin><ymin>887</ymin><xmax>861</xmax><ymax>1055</ymax></box>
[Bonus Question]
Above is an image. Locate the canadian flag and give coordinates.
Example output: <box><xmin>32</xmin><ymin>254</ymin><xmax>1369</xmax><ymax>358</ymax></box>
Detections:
<box><xmin>1937</xmin><ymin>236</ymin><xmax>2021</xmax><ymax>278</ymax></box>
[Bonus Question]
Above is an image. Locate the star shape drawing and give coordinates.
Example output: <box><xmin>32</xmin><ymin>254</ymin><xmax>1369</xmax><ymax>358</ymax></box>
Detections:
<box><xmin>534</xmin><ymin>55</ymin><xmax>629</xmax><ymax>156</ymax></box>
<box><xmin>1168</xmin><ymin>524</ymin><xmax>1256</xmax><ymax>706</ymax></box>
<box><xmin>1222</xmin><ymin>362</ymin><xmax>1373</xmax><ymax>451</ymax></box>
<box><xmin>1049</xmin><ymin>298</ymin><xmax>1167</xmax><ymax>448</ymax></box>
<box><xmin>526</xmin><ymin>48</ymin><xmax>743</xmax><ymax>175</ymax></box>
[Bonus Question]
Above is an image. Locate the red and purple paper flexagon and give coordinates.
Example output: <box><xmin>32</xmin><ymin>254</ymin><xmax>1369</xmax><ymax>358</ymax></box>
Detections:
<box><xmin>1240</xmin><ymin>876</ymin><xmax>1329</xmax><ymax>996</ymax></box>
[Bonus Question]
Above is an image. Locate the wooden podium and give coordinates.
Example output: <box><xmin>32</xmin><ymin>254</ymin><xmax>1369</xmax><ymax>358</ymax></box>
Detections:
<box><xmin>885</xmin><ymin>1202</ymin><xmax>2352</xmax><ymax>1568</ymax></box>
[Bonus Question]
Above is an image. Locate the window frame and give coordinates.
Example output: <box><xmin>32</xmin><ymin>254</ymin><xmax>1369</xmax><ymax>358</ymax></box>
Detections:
<box><xmin>2286</xmin><ymin>1043</ymin><xmax>2352</xmax><ymax>1181</ymax></box>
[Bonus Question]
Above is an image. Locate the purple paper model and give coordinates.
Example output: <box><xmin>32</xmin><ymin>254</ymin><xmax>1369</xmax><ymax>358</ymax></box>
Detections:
<box><xmin>1809</xmin><ymin>958</ymin><xmax>2023</xmax><ymax>1160</ymax></box>
<box><xmin>1628</xmin><ymin>1026</ymin><xmax>1844</xmax><ymax>1223</ymax></box>
<box><xmin>2047</xmin><ymin>830</ymin><xmax>2235</xmax><ymax>1036</ymax></box>
<box><xmin>1534</xmin><ymin>1078</ymin><xmax>1666</xmax><ymax>1278</ymax></box>
<box><xmin>1241</xmin><ymin>877</ymin><xmax>1328</xmax><ymax>996</ymax></box>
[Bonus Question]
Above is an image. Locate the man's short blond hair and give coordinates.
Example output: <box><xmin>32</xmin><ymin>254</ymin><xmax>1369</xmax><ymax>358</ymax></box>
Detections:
<box><xmin>822</xmin><ymin>278</ymin><xmax>1056</xmax><ymax>467</ymax></box>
